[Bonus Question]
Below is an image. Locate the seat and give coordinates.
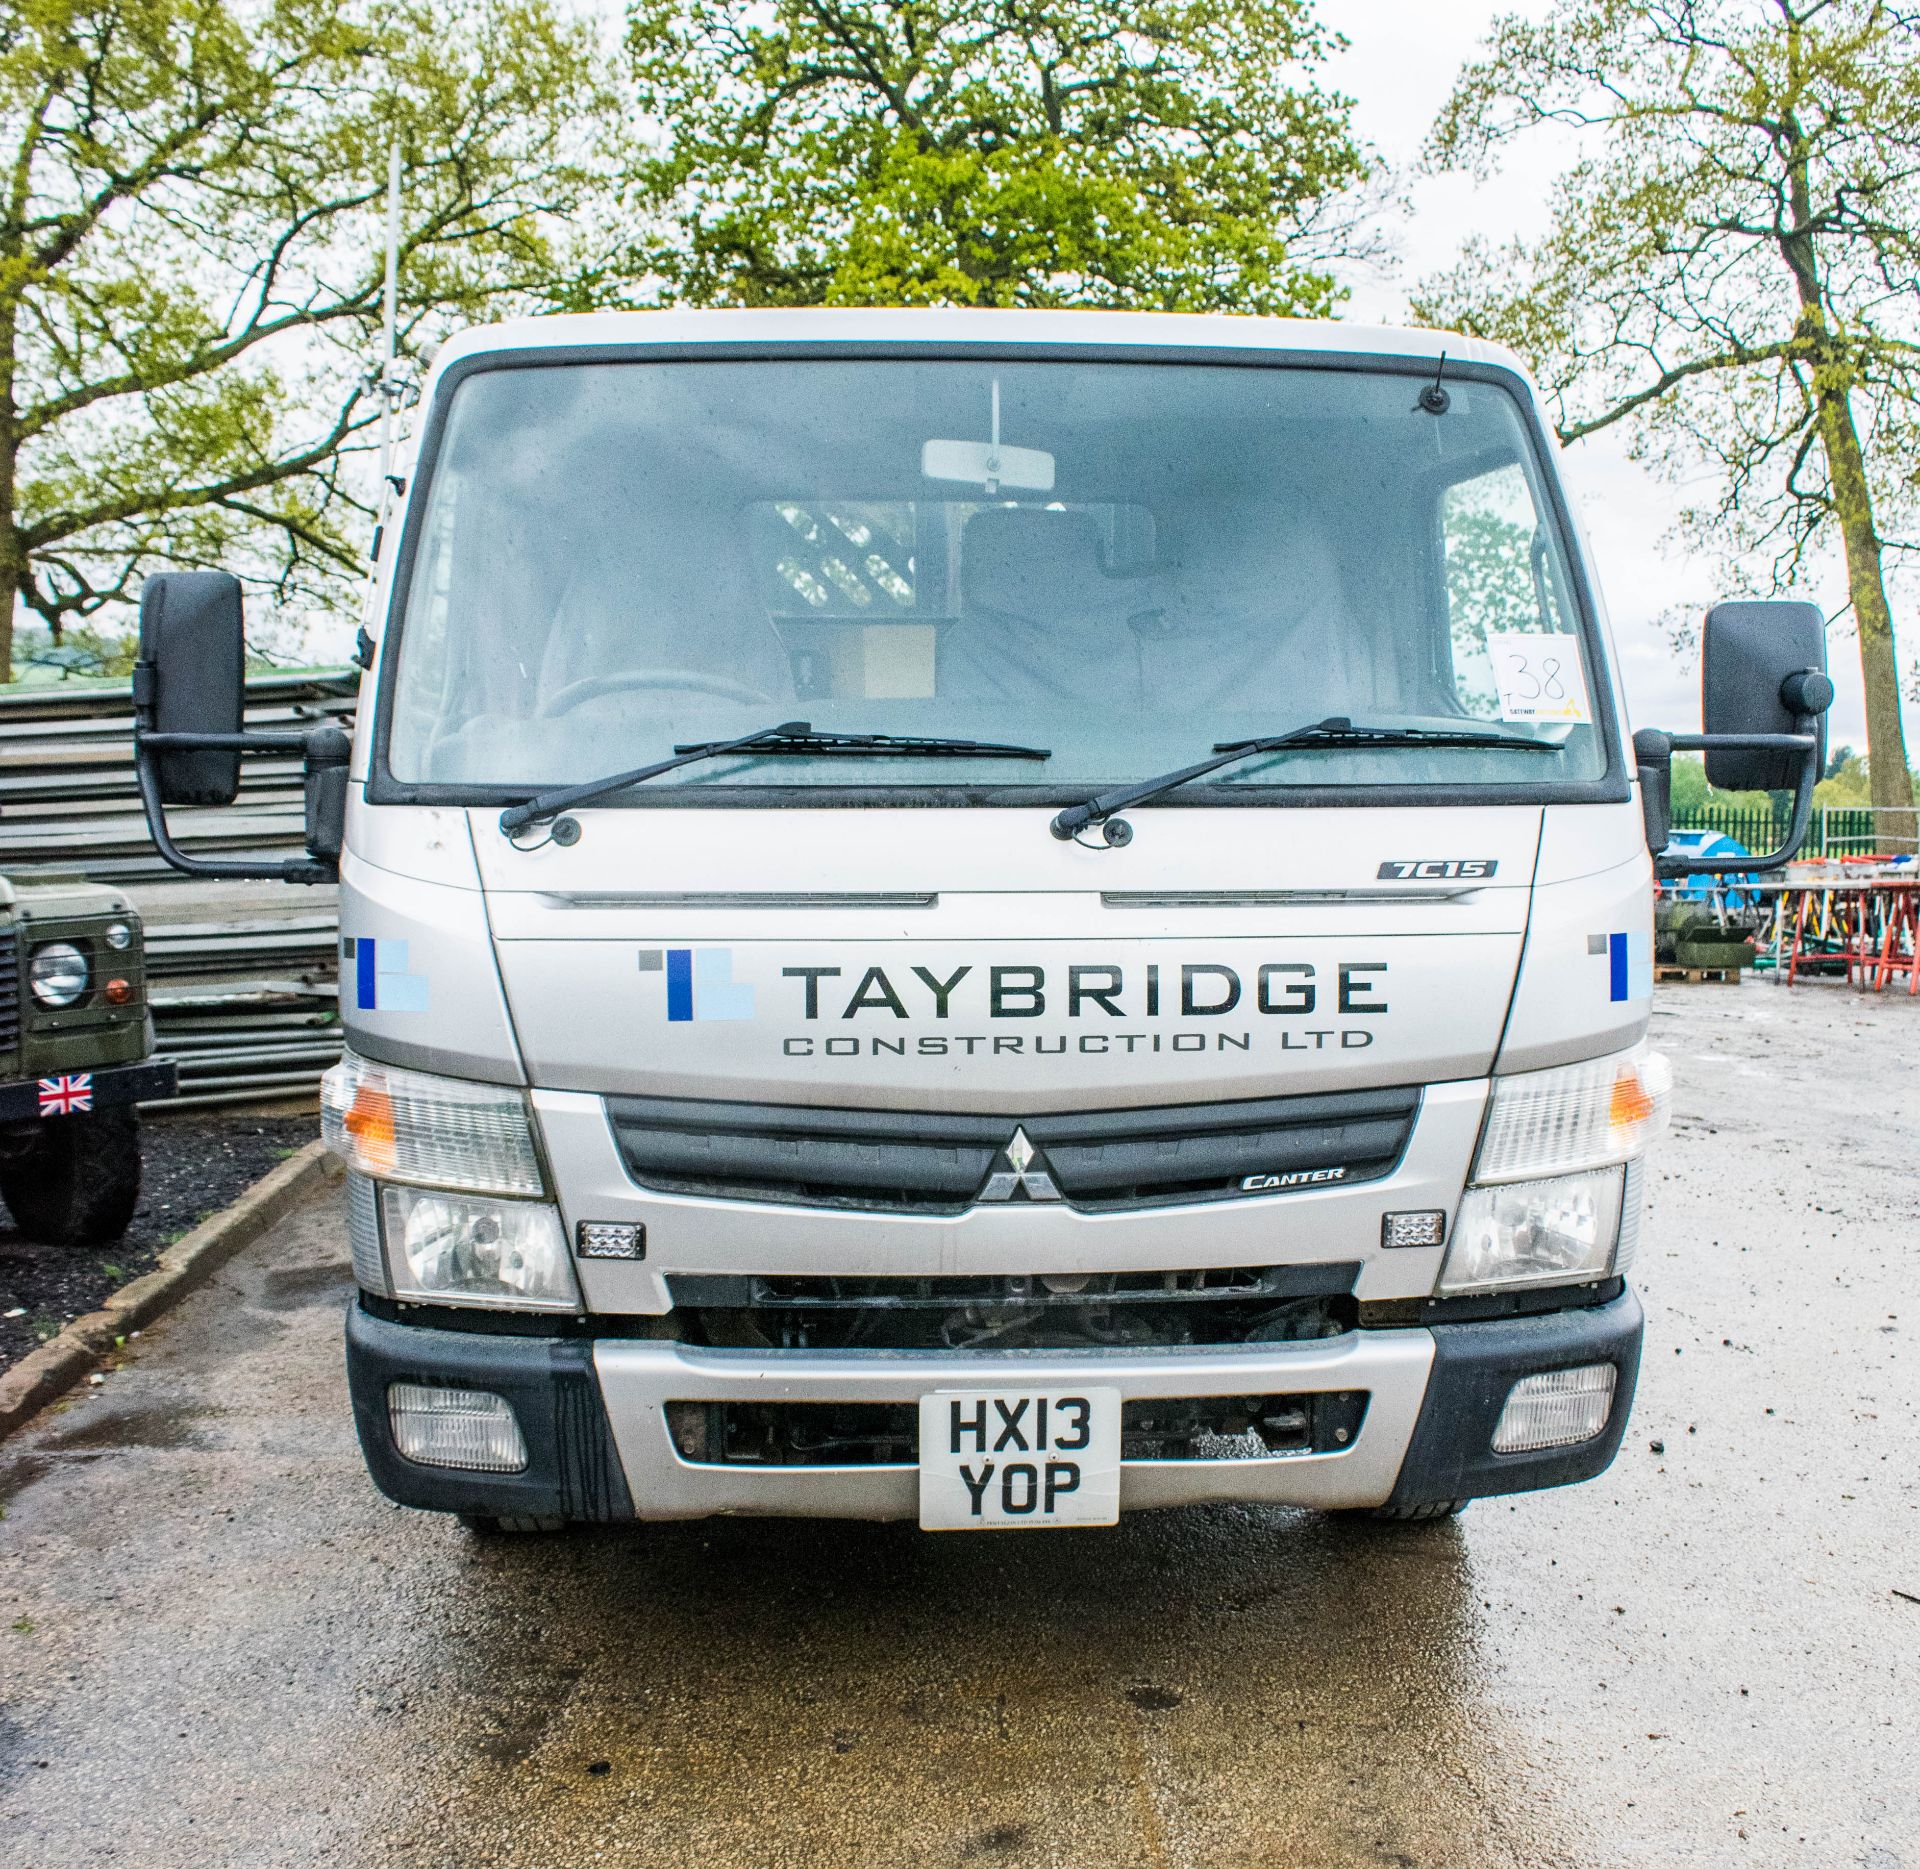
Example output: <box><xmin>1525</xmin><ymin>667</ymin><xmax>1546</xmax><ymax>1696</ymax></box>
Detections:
<box><xmin>534</xmin><ymin>516</ymin><xmax>795</xmax><ymax>712</ymax></box>
<box><xmin>941</xmin><ymin>507</ymin><xmax>1144</xmax><ymax>706</ymax></box>
<box><xmin>1129</xmin><ymin>504</ymin><xmax>1375</xmax><ymax>715</ymax></box>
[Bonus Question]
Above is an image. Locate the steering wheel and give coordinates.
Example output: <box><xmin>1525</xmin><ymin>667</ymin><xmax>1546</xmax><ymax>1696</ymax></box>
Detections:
<box><xmin>538</xmin><ymin>669</ymin><xmax>773</xmax><ymax>716</ymax></box>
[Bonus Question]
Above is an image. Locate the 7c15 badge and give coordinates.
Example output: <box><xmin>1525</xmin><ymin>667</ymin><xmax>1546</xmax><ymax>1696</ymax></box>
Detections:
<box><xmin>1377</xmin><ymin>859</ymin><xmax>1498</xmax><ymax>880</ymax></box>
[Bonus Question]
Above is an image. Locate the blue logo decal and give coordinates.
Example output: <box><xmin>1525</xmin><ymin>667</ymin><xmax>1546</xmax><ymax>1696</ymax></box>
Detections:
<box><xmin>344</xmin><ymin>936</ymin><xmax>429</xmax><ymax>1013</ymax></box>
<box><xmin>1605</xmin><ymin>930</ymin><xmax>1651</xmax><ymax>1002</ymax></box>
<box><xmin>640</xmin><ymin>948</ymin><xmax>755</xmax><ymax>1022</ymax></box>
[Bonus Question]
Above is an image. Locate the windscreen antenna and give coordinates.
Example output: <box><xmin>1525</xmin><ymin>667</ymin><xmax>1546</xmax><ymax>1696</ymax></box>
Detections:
<box><xmin>1418</xmin><ymin>350</ymin><xmax>1451</xmax><ymax>416</ymax></box>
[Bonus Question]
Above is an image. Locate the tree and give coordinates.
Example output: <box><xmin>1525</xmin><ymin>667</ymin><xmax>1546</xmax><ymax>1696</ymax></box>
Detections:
<box><xmin>624</xmin><ymin>0</ymin><xmax>1371</xmax><ymax>314</ymax></box>
<box><xmin>0</xmin><ymin>0</ymin><xmax>612</xmax><ymax>682</ymax></box>
<box><xmin>1418</xmin><ymin>0</ymin><xmax>1920</xmax><ymax>850</ymax></box>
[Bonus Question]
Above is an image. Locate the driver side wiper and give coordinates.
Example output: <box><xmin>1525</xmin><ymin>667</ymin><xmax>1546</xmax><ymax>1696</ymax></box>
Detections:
<box><xmin>1049</xmin><ymin>716</ymin><xmax>1559</xmax><ymax>843</ymax></box>
<box><xmin>502</xmin><ymin>721</ymin><xmax>1051</xmax><ymax>837</ymax></box>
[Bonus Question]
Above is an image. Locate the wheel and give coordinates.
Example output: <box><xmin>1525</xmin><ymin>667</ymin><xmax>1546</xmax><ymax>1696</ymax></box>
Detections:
<box><xmin>457</xmin><ymin>1512</ymin><xmax>568</xmax><ymax>1536</ymax></box>
<box><xmin>1347</xmin><ymin>1499</ymin><xmax>1470</xmax><ymax>1523</ymax></box>
<box><xmin>0</xmin><ymin>1106</ymin><xmax>142</xmax><ymax>1246</ymax></box>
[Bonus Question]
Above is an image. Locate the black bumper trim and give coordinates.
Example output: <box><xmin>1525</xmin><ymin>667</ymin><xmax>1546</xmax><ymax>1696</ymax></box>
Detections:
<box><xmin>1386</xmin><ymin>1285</ymin><xmax>1644</xmax><ymax>1509</ymax></box>
<box><xmin>0</xmin><ymin>1057</ymin><xmax>176</xmax><ymax>1123</ymax></box>
<box><xmin>345</xmin><ymin>1304</ymin><xmax>634</xmax><ymax>1522</ymax></box>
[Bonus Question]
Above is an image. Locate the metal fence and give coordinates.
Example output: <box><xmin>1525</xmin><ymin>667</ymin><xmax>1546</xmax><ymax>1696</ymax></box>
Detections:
<box><xmin>1</xmin><ymin>673</ymin><xmax>355</xmax><ymax>1108</ymax></box>
<box><xmin>1671</xmin><ymin>804</ymin><xmax>1902</xmax><ymax>858</ymax></box>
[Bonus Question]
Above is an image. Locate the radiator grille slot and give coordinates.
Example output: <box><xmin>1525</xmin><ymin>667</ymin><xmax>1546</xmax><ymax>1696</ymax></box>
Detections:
<box><xmin>0</xmin><ymin>930</ymin><xmax>20</xmax><ymax>1060</ymax></box>
<box><xmin>664</xmin><ymin>1392</ymin><xmax>1371</xmax><ymax>1468</ymax></box>
<box><xmin>607</xmin><ymin>1085</ymin><xmax>1419</xmax><ymax>1213</ymax></box>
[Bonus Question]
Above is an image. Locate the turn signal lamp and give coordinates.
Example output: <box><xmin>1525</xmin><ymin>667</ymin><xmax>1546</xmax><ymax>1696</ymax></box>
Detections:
<box><xmin>1473</xmin><ymin>1045</ymin><xmax>1671</xmax><ymax>1185</ymax></box>
<box><xmin>103</xmin><ymin>977</ymin><xmax>134</xmax><ymax>1006</ymax></box>
<box><xmin>321</xmin><ymin>1052</ymin><xmax>542</xmax><ymax>1196</ymax></box>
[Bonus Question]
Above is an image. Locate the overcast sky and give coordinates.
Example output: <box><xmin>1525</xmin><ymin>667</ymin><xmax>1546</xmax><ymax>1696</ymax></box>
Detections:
<box><xmin>1317</xmin><ymin>0</ymin><xmax>1906</xmax><ymax>755</ymax></box>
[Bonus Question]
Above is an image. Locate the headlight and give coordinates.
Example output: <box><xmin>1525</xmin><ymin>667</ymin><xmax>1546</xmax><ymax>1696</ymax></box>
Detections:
<box><xmin>1473</xmin><ymin>1045</ymin><xmax>1671</xmax><ymax>1183</ymax></box>
<box><xmin>30</xmin><ymin>942</ymin><xmax>90</xmax><ymax>1007</ymax></box>
<box><xmin>321</xmin><ymin>1052</ymin><xmax>542</xmax><ymax>1196</ymax></box>
<box><xmin>1442</xmin><ymin>1167</ymin><xmax>1625</xmax><ymax>1295</ymax></box>
<box><xmin>380</xmin><ymin>1184</ymin><xmax>579</xmax><ymax>1311</ymax></box>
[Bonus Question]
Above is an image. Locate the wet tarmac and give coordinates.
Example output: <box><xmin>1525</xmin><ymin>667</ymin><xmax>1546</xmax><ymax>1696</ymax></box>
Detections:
<box><xmin>1</xmin><ymin>980</ymin><xmax>1915</xmax><ymax>1867</ymax></box>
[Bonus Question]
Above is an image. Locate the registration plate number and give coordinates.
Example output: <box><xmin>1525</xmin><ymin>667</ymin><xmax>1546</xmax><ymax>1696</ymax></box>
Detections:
<box><xmin>917</xmin><ymin>1387</ymin><xmax>1122</xmax><ymax>1530</ymax></box>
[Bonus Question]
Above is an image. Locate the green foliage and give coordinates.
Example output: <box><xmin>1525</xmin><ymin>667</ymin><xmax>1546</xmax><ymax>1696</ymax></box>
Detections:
<box><xmin>1416</xmin><ymin>0</ymin><xmax>1919</xmax><ymax>830</ymax></box>
<box><xmin>624</xmin><ymin>0</ymin><xmax>1370</xmax><ymax>313</ymax></box>
<box><xmin>1668</xmin><ymin>755</ymin><xmax>1771</xmax><ymax>817</ymax></box>
<box><xmin>0</xmin><ymin>0</ymin><xmax>616</xmax><ymax>679</ymax></box>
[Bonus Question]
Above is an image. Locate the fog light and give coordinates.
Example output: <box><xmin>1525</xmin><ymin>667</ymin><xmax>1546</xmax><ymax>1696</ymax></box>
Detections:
<box><xmin>1382</xmin><ymin>1210</ymin><xmax>1446</xmax><ymax>1249</ymax></box>
<box><xmin>387</xmin><ymin>1383</ymin><xmax>528</xmax><ymax>1472</ymax></box>
<box><xmin>1492</xmin><ymin>1363</ymin><xmax>1616</xmax><ymax>1454</ymax></box>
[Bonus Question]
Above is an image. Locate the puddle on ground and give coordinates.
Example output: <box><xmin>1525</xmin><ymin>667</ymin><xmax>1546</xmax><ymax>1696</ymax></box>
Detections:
<box><xmin>255</xmin><ymin>1260</ymin><xmax>351</xmax><ymax>1312</ymax></box>
<box><xmin>39</xmin><ymin>1400</ymin><xmax>216</xmax><ymax>1455</ymax></box>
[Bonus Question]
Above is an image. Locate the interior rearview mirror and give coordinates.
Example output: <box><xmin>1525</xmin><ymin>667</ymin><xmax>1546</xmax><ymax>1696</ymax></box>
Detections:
<box><xmin>1701</xmin><ymin>600</ymin><xmax>1831</xmax><ymax>791</ymax></box>
<box><xmin>137</xmin><ymin>571</ymin><xmax>246</xmax><ymax>805</ymax></box>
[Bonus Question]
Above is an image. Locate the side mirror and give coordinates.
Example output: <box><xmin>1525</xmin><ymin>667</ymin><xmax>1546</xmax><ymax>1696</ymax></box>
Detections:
<box><xmin>137</xmin><ymin>571</ymin><xmax>245</xmax><ymax>805</ymax></box>
<box><xmin>133</xmin><ymin>571</ymin><xmax>348</xmax><ymax>885</ymax></box>
<box><xmin>1702</xmin><ymin>601</ymin><xmax>1832</xmax><ymax>791</ymax></box>
<box><xmin>1635</xmin><ymin>599</ymin><xmax>1834</xmax><ymax>877</ymax></box>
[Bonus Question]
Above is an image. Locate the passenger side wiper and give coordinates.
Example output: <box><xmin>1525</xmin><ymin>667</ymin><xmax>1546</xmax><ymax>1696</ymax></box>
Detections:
<box><xmin>502</xmin><ymin>721</ymin><xmax>1050</xmax><ymax>838</ymax></box>
<box><xmin>673</xmin><ymin>728</ymin><xmax>1051</xmax><ymax>760</ymax></box>
<box><xmin>1211</xmin><ymin>723</ymin><xmax>1560</xmax><ymax>757</ymax></box>
<box><xmin>1049</xmin><ymin>716</ymin><xmax>1559</xmax><ymax>844</ymax></box>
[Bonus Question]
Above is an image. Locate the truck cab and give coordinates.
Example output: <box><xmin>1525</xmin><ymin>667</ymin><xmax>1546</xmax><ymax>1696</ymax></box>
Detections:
<box><xmin>130</xmin><ymin>311</ymin><xmax>1831</xmax><ymax>1532</ymax></box>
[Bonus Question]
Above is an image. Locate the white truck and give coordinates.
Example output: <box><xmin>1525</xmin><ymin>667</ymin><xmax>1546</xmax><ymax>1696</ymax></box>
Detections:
<box><xmin>131</xmin><ymin>310</ymin><xmax>1831</xmax><ymax>1533</ymax></box>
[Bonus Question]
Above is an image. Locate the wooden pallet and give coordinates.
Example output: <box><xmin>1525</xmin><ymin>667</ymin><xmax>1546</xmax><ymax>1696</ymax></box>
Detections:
<box><xmin>1654</xmin><ymin>965</ymin><xmax>1743</xmax><ymax>985</ymax></box>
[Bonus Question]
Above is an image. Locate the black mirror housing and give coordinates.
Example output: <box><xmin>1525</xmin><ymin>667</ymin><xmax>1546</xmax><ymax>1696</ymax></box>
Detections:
<box><xmin>138</xmin><ymin>571</ymin><xmax>245</xmax><ymax>805</ymax></box>
<box><xmin>1702</xmin><ymin>600</ymin><xmax>1828</xmax><ymax>791</ymax></box>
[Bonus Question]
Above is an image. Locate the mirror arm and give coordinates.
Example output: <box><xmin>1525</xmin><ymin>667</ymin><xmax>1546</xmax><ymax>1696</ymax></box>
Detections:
<box><xmin>1642</xmin><ymin>725</ymin><xmax>1822</xmax><ymax>878</ymax></box>
<box><xmin>133</xmin><ymin>689</ymin><xmax>347</xmax><ymax>885</ymax></box>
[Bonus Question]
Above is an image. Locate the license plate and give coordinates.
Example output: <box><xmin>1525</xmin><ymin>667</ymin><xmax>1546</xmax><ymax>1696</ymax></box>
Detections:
<box><xmin>917</xmin><ymin>1387</ymin><xmax>1122</xmax><ymax>1530</ymax></box>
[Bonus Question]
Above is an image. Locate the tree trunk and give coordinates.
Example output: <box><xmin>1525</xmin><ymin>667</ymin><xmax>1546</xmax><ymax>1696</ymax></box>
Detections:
<box><xmin>1817</xmin><ymin>384</ymin><xmax>1916</xmax><ymax>854</ymax></box>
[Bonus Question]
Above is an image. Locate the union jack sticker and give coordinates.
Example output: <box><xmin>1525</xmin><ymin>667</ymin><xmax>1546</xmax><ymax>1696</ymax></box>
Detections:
<box><xmin>38</xmin><ymin>1073</ymin><xmax>93</xmax><ymax>1116</ymax></box>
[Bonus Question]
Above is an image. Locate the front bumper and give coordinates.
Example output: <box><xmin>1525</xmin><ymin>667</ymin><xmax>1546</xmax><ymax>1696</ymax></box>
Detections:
<box><xmin>345</xmin><ymin>1287</ymin><xmax>1643</xmax><ymax>1523</ymax></box>
<box><xmin>0</xmin><ymin>1057</ymin><xmax>176</xmax><ymax>1123</ymax></box>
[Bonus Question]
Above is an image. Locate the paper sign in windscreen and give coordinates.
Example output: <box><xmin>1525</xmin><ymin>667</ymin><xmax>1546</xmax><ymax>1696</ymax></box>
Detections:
<box><xmin>1485</xmin><ymin>632</ymin><xmax>1593</xmax><ymax>724</ymax></box>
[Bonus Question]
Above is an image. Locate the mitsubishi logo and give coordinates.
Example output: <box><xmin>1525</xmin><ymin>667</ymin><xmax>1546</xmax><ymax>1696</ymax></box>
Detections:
<box><xmin>978</xmin><ymin>1126</ymin><xmax>1062</xmax><ymax>1203</ymax></box>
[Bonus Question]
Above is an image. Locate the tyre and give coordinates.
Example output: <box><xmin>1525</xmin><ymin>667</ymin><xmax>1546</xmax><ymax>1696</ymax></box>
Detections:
<box><xmin>0</xmin><ymin>1106</ymin><xmax>142</xmax><ymax>1247</ymax></box>
<box><xmin>457</xmin><ymin>1512</ymin><xmax>568</xmax><ymax>1536</ymax></box>
<box><xmin>1347</xmin><ymin>1499</ymin><xmax>1470</xmax><ymax>1524</ymax></box>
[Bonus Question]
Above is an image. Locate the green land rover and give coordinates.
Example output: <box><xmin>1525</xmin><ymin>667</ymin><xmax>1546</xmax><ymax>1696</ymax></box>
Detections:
<box><xmin>0</xmin><ymin>874</ymin><xmax>176</xmax><ymax>1246</ymax></box>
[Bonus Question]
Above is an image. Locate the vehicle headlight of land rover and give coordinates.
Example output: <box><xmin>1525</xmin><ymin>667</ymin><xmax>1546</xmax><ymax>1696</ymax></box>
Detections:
<box><xmin>1442</xmin><ymin>1046</ymin><xmax>1671</xmax><ymax>1296</ymax></box>
<box><xmin>322</xmin><ymin>1051</ymin><xmax>579</xmax><ymax>1312</ymax></box>
<box><xmin>29</xmin><ymin>941</ymin><xmax>90</xmax><ymax>1008</ymax></box>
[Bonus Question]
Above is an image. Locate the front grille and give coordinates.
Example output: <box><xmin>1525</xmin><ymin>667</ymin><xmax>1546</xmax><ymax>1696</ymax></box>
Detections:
<box><xmin>669</xmin><ymin>1265</ymin><xmax>1357</xmax><ymax>1352</ymax></box>
<box><xmin>0</xmin><ymin>929</ymin><xmax>19</xmax><ymax>1059</ymax></box>
<box><xmin>665</xmin><ymin>1392</ymin><xmax>1371</xmax><ymax>1468</ymax></box>
<box><xmin>607</xmin><ymin>1085</ymin><xmax>1420</xmax><ymax>1213</ymax></box>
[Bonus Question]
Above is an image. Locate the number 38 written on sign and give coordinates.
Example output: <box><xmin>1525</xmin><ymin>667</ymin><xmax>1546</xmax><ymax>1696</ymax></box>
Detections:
<box><xmin>1484</xmin><ymin>632</ymin><xmax>1592</xmax><ymax>724</ymax></box>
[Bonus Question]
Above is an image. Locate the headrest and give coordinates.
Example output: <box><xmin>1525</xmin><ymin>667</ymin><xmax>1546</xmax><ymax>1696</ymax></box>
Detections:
<box><xmin>961</xmin><ymin>507</ymin><xmax>1109</xmax><ymax>620</ymax></box>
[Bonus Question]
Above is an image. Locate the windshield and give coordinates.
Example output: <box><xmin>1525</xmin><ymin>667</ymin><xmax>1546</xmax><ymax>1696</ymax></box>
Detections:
<box><xmin>384</xmin><ymin>357</ymin><xmax>1609</xmax><ymax>797</ymax></box>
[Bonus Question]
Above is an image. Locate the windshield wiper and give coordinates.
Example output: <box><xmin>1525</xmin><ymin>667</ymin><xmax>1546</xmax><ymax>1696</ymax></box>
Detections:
<box><xmin>1049</xmin><ymin>716</ymin><xmax>1560</xmax><ymax>843</ymax></box>
<box><xmin>672</xmin><ymin>728</ymin><xmax>1051</xmax><ymax>760</ymax></box>
<box><xmin>501</xmin><ymin>718</ymin><xmax>811</xmax><ymax>834</ymax></box>
<box><xmin>502</xmin><ymin>720</ymin><xmax>1051</xmax><ymax>837</ymax></box>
